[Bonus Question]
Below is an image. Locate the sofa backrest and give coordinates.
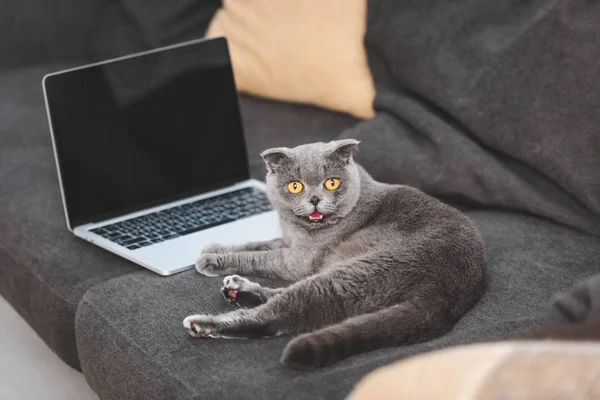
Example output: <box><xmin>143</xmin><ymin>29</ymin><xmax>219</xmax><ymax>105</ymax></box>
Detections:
<box><xmin>0</xmin><ymin>0</ymin><xmax>101</xmax><ymax>70</ymax></box>
<box><xmin>87</xmin><ymin>0</ymin><xmax>221</xmax><ymax>62</ymax></box>
<box><xmin>363</xmin><ymin>0</ymin><xmax>600</xmax><ymax>235</ymax></box>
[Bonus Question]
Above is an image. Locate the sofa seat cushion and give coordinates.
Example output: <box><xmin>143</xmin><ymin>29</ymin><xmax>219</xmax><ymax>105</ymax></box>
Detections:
<box><xmin>0</xmin><ymin>65</ymin><xmax>356</xmax><ymax>370</ymax></box>
<box><xmin>75</xmin><ymin>211</ymin><xmax>600</xmax><ymax>399</ymax></box>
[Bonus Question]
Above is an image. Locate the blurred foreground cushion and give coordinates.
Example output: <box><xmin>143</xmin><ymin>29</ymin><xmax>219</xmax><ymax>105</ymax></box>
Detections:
<box><xmin>347</xmin><ymin>341</ymin><xmax>600</xmax><ymax>400</ymax></box>
<box><xmin>206</xmin><ymin>0</ymin><xmax>376</xmax><ymax>119</ymax></box>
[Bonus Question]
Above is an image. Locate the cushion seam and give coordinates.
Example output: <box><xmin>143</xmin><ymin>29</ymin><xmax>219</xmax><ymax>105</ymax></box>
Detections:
<box><xmin>0</xmin><ymin>244</ymin><xmax>79</xmax><ymax>307</ymax></box>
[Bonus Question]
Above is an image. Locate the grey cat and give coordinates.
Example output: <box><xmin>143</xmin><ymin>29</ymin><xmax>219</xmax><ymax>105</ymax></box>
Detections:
<box><xmin>183</xmin><ymin>139</ymin><xmax>485</xmax><ymax>368</ymax></box>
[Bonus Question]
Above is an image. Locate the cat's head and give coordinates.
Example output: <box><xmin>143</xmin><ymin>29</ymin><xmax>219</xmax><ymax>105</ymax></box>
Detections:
<box><xmin>261</xmin><ymin>139</ymin><xmax>361</xmax><ymax>228</ymax></box>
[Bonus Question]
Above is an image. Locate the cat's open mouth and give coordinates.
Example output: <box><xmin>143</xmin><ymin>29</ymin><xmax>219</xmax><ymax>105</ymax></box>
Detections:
<box><xmin>308</xmin><ymin>212</ymin><xmax>324</xmax><ymax>222</ymax></box>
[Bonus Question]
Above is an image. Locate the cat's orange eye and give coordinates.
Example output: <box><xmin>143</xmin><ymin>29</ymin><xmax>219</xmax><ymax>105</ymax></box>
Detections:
<box><xmin>324</xmin><ymin>178</ymin><xmax>341</xmax><ymax>191</ymax></box>
<box><xmin>287</xmin><ymin>181</ymin><xmax>304</xmax><ymax>194</ymax></box>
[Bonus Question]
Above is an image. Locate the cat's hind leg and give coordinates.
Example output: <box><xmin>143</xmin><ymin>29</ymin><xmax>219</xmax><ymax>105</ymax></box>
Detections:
<box><xmin>221</xmin><ymin>275</ymin><xmax>285</xmax><ymax>308</ymax></box>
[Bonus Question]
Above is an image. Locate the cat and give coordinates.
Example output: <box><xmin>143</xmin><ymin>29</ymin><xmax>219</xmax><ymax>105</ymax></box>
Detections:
<box><xmin>183</xmin><ymin>139</ymin><xmax>486</xmax><ymax>368</ymax></box>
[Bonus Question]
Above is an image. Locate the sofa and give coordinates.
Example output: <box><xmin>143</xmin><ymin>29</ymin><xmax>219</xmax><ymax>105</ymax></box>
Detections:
<box><xmin>2</xmin><ymin>0</ymin><xmax>599</xmax><ymax>399</ymax></box>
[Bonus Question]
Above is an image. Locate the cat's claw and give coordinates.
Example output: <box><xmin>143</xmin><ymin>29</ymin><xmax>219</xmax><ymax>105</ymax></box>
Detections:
<box><xmin>183</xmin><ymin>315</ymin><xmax>216</xmax><ymax>338</ymax></box>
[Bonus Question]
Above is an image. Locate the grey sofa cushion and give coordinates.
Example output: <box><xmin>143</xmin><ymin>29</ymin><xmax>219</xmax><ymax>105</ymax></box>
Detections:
<box><xmin>0</xmin><ymin>65</ymin><xmax>356</xmax><ymax>370</ymax></box>
<box><xmin>361</xmin><ymin>0</ymin><xmax>600</xmax><ymax>236</ymax></box>
<box><xmin>335</xmin><ymin>89</ymin><xmax>600</xmax><ymax>236</ymax></box>
<box><xmin>75</xmin><ymin>211</ymin><xmax>600</xmax><ymax>400</ymax></box>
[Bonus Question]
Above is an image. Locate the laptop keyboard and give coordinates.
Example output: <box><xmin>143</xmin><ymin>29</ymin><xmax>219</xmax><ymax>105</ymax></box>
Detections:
<box><xmin>90</xmin><ymin>187</ymin><xmax>272</xmax><ymax>250</ymax></box>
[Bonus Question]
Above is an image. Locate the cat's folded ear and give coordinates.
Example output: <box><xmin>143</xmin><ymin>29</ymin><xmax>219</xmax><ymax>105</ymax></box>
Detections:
<box><xmin>329</xmin><ymin>139</ymin><xmax>360</xmax><ymax>164</ymax></box>
<box><xmin>260</xmin><ymin>147</ymin><xmax>292</xmax><ymax>173</ymax></box>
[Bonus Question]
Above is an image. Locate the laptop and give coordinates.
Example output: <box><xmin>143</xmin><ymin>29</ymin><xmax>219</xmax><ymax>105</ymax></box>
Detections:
<box><xmin>42</xmin><ymin>37</ymin><xmax>281</xmax><ymax>276</ymax></box>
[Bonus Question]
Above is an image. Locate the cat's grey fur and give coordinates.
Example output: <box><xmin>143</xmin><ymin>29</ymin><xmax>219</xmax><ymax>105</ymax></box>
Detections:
<box><xmin>183</xmin><ymin>139</ymin><xmax>485</xmax><ymax>368</ymax></box>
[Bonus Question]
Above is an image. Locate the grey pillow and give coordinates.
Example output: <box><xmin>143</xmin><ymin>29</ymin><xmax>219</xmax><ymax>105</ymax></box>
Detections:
<box><xmin>359</xmin><ymin>0</ymin><xmax>600</xmax><ymax>235</ymax></box>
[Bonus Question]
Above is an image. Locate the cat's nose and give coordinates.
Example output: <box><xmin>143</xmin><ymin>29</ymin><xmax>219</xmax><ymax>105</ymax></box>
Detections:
<box><xmin>309</xmin><ymin>196</ymin><xmax>321</xmax><ymax>205</ymax></box>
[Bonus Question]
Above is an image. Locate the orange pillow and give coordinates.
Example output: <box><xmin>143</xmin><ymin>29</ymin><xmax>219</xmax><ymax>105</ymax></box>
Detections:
<box><xmin>206</xmin><ymin>0</ymin><xmax>375</xmax><ymax>119</ymax></box>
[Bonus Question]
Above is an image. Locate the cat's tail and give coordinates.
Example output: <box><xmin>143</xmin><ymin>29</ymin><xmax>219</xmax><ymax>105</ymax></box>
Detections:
<box><xmin>280</xmin><ymin>299</ymin><xmax>453</xmax><ymax>369</ymax></box>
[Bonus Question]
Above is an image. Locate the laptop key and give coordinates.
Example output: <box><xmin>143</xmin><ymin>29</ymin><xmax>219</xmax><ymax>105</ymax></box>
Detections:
<box><xmin>121</xmin><ymin>237</ymin><xmax>143</xmax><ymax>246</ymax></box>
<box><xmin>112</xmin><ymin>234</ymin><xmax>130</xmax><ymax>241</ymax></box>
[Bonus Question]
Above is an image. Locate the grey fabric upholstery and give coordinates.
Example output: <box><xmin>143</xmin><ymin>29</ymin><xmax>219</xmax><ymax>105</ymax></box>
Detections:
<box><xmin>75</xmin><ymin>211</ymin><xmax>600</xmax><ymax>400</ymax></box>
<box><xmin>88</xmin><ymin>0</ymin><xmax>221</xmax><ymax>61</ymax></box>
<box><xmin>0</xmin><ymin>0</ymin><xmax>101</xmax><ymax>69</ymax></box>
<box><xmin>0</xmin><ymin>65</ymin><xmax>355</xmax><ymax>370</ymax></box>
<box><xmin>545</xmin><ymin>273</ymin><xmax>600</xmax><ymax>326</ymax></box>
<box><xmin>357</xmin><ymin>0</ymin><xmax>600</xmax><ymax>236</ymax></box>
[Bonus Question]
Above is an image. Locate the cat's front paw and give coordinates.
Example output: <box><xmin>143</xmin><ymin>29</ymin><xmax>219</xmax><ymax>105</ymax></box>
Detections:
<box><xmin>221</xmin><ymin>275</ymin><xmax>264</xmax><ymax>308</ymax></box>
<box><xmin>195</xmin><ymin>253</ymin><xmax>226</xmax><ymax>276</ymax></box>
<box><xmin>201</xmin><ymin>243</ymin><xmax>229</xmax><ymax>254</ymax></box>
<box><xmin>183</xmin><ymin>315</ymin><xmax>217</xmax><ymax>338</ymax></box>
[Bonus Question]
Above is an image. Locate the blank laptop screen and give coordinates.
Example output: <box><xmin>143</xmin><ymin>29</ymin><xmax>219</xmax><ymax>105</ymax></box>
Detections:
<box><xmin>44</xmin><ymin>38</ymin><xmax>249</xmax><ymax>228</ymax></box>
